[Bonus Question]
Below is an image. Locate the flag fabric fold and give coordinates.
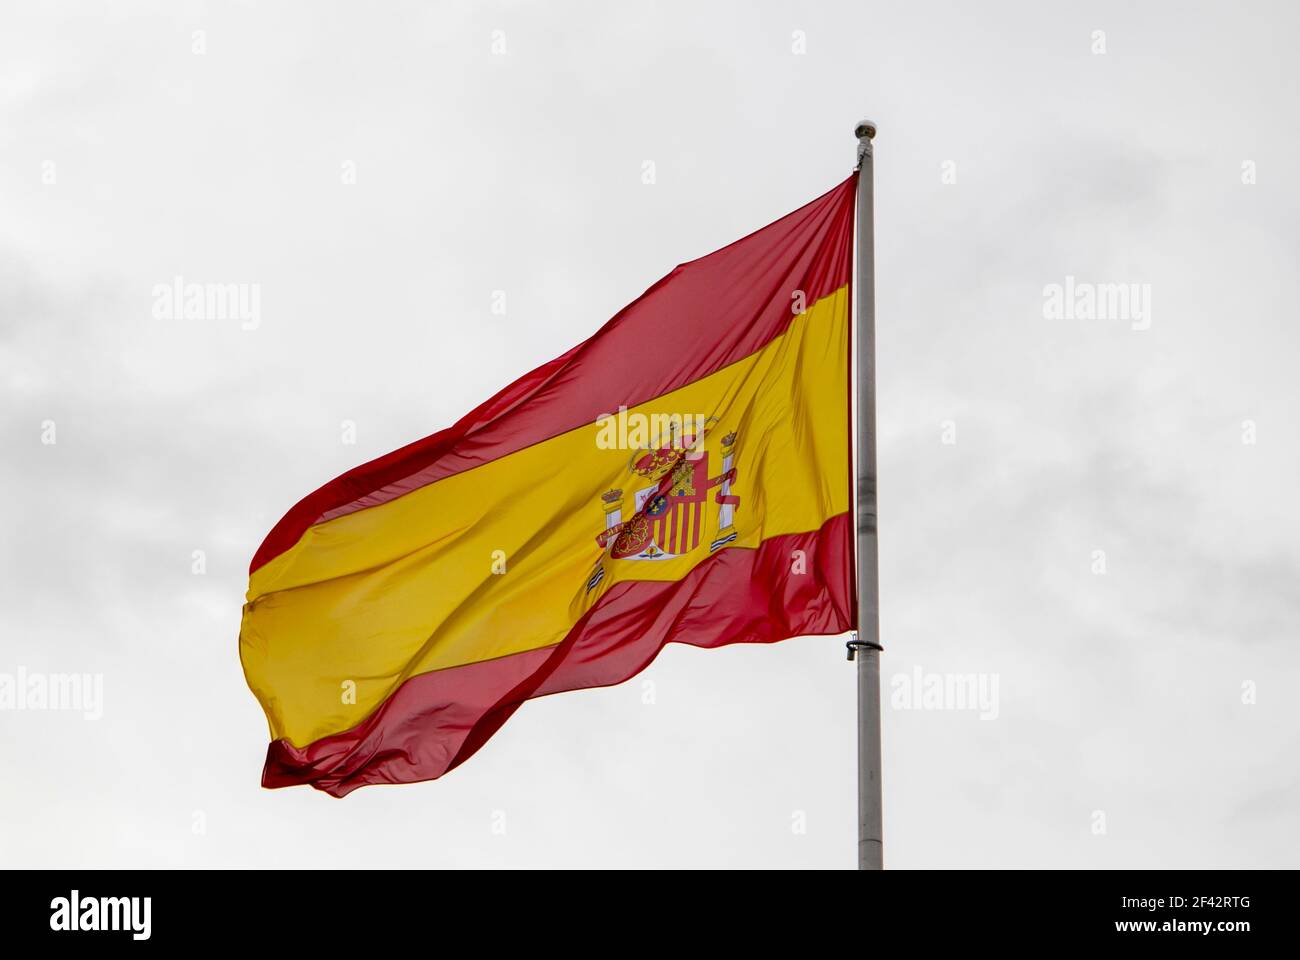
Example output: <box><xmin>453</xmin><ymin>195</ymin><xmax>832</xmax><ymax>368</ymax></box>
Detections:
<box><xmin>241</xmin><ymin>174</ymin><xmax>858</xmax><ymax>796</ymax></box>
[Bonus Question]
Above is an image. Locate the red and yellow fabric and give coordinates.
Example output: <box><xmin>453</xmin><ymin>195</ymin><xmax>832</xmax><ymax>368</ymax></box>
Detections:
<box><xmin>241</xmin><ymin>175</ymin><xmax>859</xmax><ymax>796</ymax></box>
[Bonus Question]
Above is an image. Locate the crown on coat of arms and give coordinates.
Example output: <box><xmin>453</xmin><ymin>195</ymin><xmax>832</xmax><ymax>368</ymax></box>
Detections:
<box><xmin>632</xmin><ymin>447</ymin><xmax>683</xmax><ymax>481</ymax></box>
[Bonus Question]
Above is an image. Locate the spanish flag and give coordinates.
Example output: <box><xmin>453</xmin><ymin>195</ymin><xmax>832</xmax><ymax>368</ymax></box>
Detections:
<box><xmin>241</xmin><ymin>175</ymin><xmax>858</xmax><ymax>796</ymax></box>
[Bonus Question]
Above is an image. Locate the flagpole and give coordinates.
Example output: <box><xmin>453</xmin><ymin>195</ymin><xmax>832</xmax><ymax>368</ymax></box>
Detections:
<box><xmin>848</xmin><ymin>119</ymin><xmax>883</xmax><ymax>870</ymax></box>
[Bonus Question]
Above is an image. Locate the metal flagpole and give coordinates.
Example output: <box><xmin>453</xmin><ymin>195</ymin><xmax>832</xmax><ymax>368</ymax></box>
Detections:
<box><xmin>847</xmin><ymin>119</ymin><xmax>883</xmax><ymax>870</ymax></box>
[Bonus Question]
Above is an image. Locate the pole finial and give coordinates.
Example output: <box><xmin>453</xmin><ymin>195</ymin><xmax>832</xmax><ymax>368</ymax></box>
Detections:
<box><xmin>854</xmin><ymin>120</ymin><xmax>877</xmax><ymax>169</ymax></box>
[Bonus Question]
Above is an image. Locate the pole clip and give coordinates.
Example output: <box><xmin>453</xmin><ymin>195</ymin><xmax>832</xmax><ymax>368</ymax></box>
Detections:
<box><xmin>846</xmin><ymin>638</ymin><xmax>884</xmax><ymax>661</ymax></box>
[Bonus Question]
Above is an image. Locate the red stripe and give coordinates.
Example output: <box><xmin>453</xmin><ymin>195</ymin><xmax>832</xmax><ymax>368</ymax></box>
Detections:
<box><xmin>250</xmin><ymin>176</ymin><xmax>856</xmax><ymax>574</ymax></box>
<box><xmin>261</xmin><ymin>512</ymin><xmax>853</xmax><ymax>797</ymax></box>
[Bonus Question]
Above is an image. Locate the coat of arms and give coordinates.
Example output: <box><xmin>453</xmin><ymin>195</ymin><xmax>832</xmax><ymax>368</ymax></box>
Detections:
<box><xmin>586</xmin><ymin>421</ymin><xmax>740</xmax><ymax>592</ymax></box>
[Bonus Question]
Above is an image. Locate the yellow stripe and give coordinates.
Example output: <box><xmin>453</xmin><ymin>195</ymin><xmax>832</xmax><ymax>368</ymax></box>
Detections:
<box><xmin>241</xmin><ymin>286</ymin><xmax>849</xmax><ymax>747</ymax></box>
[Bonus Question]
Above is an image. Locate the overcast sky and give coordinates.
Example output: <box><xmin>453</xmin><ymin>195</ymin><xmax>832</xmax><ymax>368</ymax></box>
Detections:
<box><xmin>2</xmin><ymin>0</ymin><xmax>1297</xmax><ymax>868</ymax></box>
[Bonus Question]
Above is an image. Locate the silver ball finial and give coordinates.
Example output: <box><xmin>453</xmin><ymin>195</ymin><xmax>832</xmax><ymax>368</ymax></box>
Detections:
<box><xmin>854</xmin><ymin>120</ymin><xmax>877</xmax><ymax>169</ymax></box>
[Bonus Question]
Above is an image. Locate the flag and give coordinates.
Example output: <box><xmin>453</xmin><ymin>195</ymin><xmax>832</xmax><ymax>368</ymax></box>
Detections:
<box><xmin>241</xmin><ymin>175</ymin><xmax>858</xmax><ymax>796</ymax></box>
